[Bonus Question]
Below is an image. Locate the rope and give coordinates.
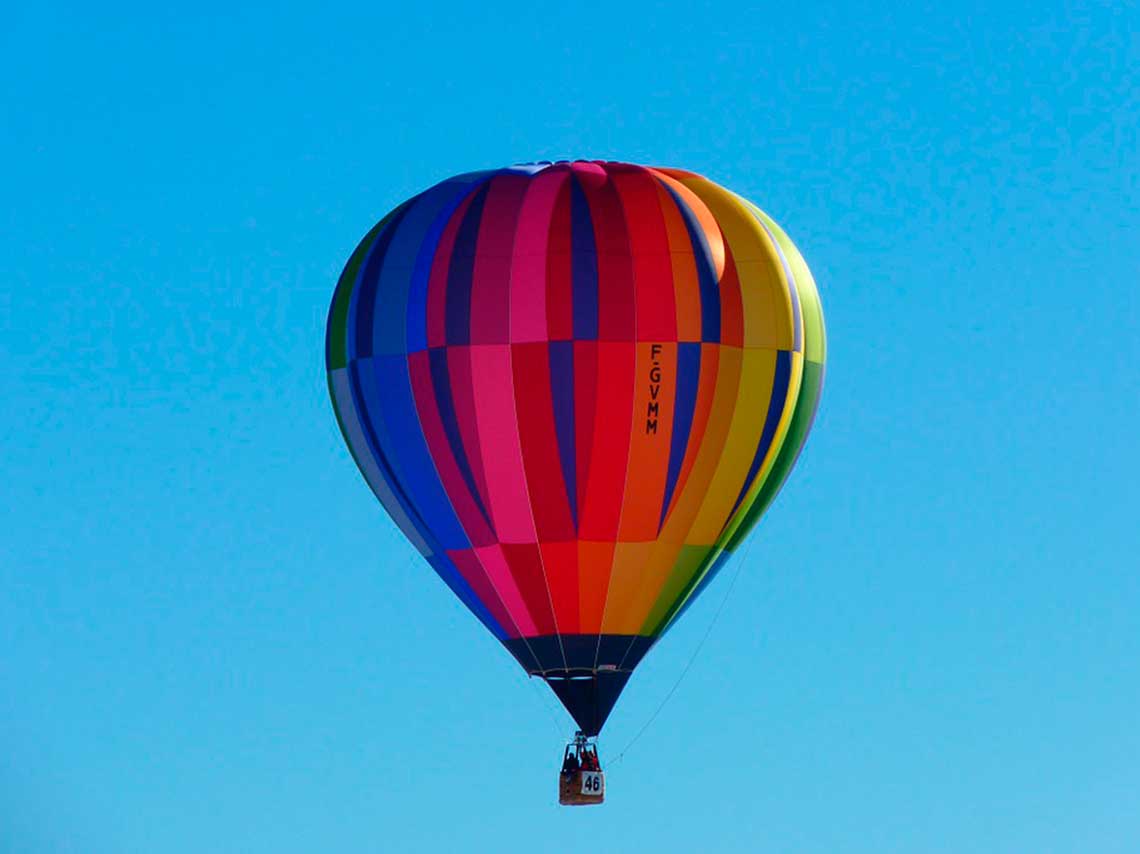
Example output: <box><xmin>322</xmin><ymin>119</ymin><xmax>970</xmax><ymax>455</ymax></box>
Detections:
<box><xmin>525</xmin><ymin>671</ymin><xmax>568</xmax><ymax>736</ymax></box>
<box><xmin>606</xmin><ymin>539</ymin><xmax>757</xmax><ymax>768</ymax></box>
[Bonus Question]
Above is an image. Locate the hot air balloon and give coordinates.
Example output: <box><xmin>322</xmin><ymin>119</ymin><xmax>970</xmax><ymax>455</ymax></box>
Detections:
<box><xmin>326</xmin><ymin>160</ymin><xmax>825</xmax><ymax>805</ymax></box>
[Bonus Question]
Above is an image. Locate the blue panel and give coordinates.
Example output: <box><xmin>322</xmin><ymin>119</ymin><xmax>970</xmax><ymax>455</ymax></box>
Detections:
<box><xmin>659</xmin><ymin>341</ymin><xmax>701</xmax><ymax>531</ymax></box>
<box><xmin>428</xmin><ymin>347</ymin><xmax>494</xmax><ymax>528</ymax></box>
<box><xmin>569</xmin><ymin>177</ymin><xmax>599</xmax><ymax>341</ymax></box>
<box><xmin>406</xmin><ymin>174</ymin><xmax>497</xmax><ymax>353</ymax></box>
<box><xmin>354</xmin><ymin>355</ymin><xmax>471</xmax><ymax>551</ymax></box>
<box><xmin>444</xmin><ymin>184</ymin><xmax>489</xmax><ymax>345</ymax></box>
<box><xmin>548</xmin><ymin>341</ymin><xmax>578</xmax><ymax>529</ymax></box>
<box><xmin>346</xmin><ymin>360</ymin><xmax>443</xmax><ymax>555</ymax></box>
<box><xmin>724</xmin><ymin>349</ymin><xmax>793</xmax><ymax>522</ymax></box>
<box><xmin>373</xmin><ymin>181</ymin><xmax>486</xmax><ymax>357</ymax></box>
<box><xmin>666</xmin><ymin>185</ymin><xmax>721</xmax><ymax>343</ymax></box>
<box><xmin>351</xmin><ymin>204</ymin><xmax>411</xmax><ymax>359</ymax></box>
<box><xmin>330</xmin><ymin>367</ymin><xmax>432</xmax><ymax>556</ymax></box>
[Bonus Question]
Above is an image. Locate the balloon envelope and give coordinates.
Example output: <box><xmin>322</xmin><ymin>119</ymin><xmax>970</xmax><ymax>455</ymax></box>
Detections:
<box><xmin>327</xmin><ymin>161</ymin><xmax>825</xmax><ymax>735</ymax></box>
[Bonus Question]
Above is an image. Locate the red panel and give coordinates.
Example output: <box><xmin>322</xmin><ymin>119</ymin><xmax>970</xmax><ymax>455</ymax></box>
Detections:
<box><xmin>612</xmin><ymin>167</ymin><xmax>677</xmax><ymax>342</ymax></box>
<box><xmin>719</xmin><ymin>247</ymin><xmax>744</xmax><ymax>348</ymax></box>
<box><xmin>655</xmin><ymin>181</ymin><xmax>703</xmax><ymax>343</ymax></box>
<box><xmin>512</xmin><ymin>341</ymin><xmax>576</xmax><ymax>541</ymax></box>
<box><xmin>545</xmin><ymin>180</ymin><xmax>574</xmax><ymax>341</ymax></box>
<box><xmin>580</xmin><ymin>172</ymin><xmax>636</xmax><ymax>342</ymax></box>
<box><xmin>500</xmin><ymin>542</ymin><xmax>557</xmax><ymax>635</ymax></box>
<box><xmin>579</xmin><ymin>341</ymin><xmax>636</xmax><ymax>541</ymax></box>
<box><xmin>470</xmin><ymin>174</ymin><xmax>528</xmax><ymax>345</ymax></box>
<box><xmin>540</xmin><ymin>540</ymin><xmax>580</xmax><ymax>633</ymax></box>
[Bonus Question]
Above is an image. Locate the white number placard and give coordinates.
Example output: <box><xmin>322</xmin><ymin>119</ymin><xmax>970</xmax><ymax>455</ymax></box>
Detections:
<box><xmin>580</xmin><ymin>771</ymin><xmax>604</xmax><ymax>796</ymax></box>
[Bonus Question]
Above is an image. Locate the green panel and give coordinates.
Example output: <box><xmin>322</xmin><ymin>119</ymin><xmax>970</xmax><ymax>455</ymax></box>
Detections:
<box><xmin>639</xmin><ymin>544</ymin><xmax>716</xmax><ymax>635</ymax></box>
<box><xmin>722</xmin><ymin>358</ymin><xmax>825</xmax><ymax>552</ymax></box>
<box><xmin>647</xmin><ymin>359</ymin><xmax>825</xmax><ymax>636</ymax></box>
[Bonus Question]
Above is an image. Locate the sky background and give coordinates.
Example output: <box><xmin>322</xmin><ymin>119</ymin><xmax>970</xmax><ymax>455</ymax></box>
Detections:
<box><xmin>3</xmin><ymin>1</ymin><xmax>1139</xmax><ymax>852</ymax></box>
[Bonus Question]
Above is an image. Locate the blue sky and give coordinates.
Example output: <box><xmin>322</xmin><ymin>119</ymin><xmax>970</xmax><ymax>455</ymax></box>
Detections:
<box><xmin>3</xmin><ymin>2</ymin><xmax>1138</xmax><ymax>851</ymax></box>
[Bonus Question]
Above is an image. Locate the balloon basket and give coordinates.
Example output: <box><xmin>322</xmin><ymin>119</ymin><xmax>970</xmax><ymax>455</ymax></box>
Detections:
<box><xmin>558</xmin><ymin>732</ymin><xmax>605</xmax><ymax>806</ymax></box>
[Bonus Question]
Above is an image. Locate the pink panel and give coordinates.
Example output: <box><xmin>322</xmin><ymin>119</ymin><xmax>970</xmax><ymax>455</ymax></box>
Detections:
<box><xmin>446</xmin><ymin>346</ymin><xmax>493</xmax><ymax>514</ymax></box>
<box><xmin>447</xmin><ymin>548</ymin><xmax>519</xmax><ymax>637</ymax></box>
<box><xmin>474</xmin><ymin>543</ymin><xmax>539</xmax><ymax>635</ymax></box>
<box><xmin>511</xmin><ymin>167</ymin><xmax>570</xmax><ymax>343</ymax></box>
<box><xmin>469</xmin><ymin>344</ymin><xmax>538</xmax><ymax>544</ymax></box>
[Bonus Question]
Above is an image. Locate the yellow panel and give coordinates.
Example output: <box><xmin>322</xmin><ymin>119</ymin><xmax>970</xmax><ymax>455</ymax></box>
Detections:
<box><xmin>658</xmin><ymin>344</ymin><xmax>743</xmax><ymax>545</ymax></box>
<box><xmin>717</xmin><ymin>350</ymin><xmax>804</xmax><ymax>546</ymax></box>
<box><xmin>735</xmin><ymin>260</ymin><xmax>795</xmax><ymax>350</ymax></box>
<box><xmin>741</xmin><ymin>198</ymin><xmax>827</xmax><ymax>365</ymax></box>
<box><xmin>597</xmin><ymin>541</ymin><xmax>655</xmax><ymax>635</ymax></box>
<box><xmin>639</xmin><ymin>544</ymin><xmax>715</xmax><ymax>633</ymax></box>
<box><xmin>686</xmin><ymin>348</ymin><xmax>777</xmax><ymax>543</ymax></box>
<box><xmin>670</xmin><ymin>175</ymin><xmax>796</xmax><ymax>351</ymax></box>
<box><xmin>623</xmin><ymin>537</ymin><xmax>688</xmax><ymax>624</ymax></box>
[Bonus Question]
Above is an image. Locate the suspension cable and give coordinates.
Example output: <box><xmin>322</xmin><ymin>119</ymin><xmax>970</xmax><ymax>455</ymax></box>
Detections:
<box><xmin>607</xmin><ymin>539</ymin><xmax>757</xmax><ymax>767</ymax></box>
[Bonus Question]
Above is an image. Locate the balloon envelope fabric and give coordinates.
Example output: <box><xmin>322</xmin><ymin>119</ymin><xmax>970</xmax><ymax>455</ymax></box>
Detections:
<box><xmin>326</xmin><ymin>161</ymin><xmax>825</xmax><ymax>735</ymax></box>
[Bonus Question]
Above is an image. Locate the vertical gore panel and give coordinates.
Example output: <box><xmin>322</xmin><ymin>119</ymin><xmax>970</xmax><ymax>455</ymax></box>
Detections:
<box><xmin>619</xmin><ymin>341</ymin><xmax>677</xmax><ymax>541</ymax></box>
<box><xmin>500</xmin><ymin>542</ymin><xmax>558</xmax><ymax>637</ymax></box>
<box><xmin>513</xmin><ymin>341</ymin><xmax>576</xmax><ymax>542</ymax></box>
<box><xmin>329</xmin><ymin>367</ymin><xmax>431</xmax><ymax>555</ymax></box>
<box><xmin>470</xmin><ymin>174</ymin><xmax>528</xmax><ymax>344</ymax></box>
<box><xmin>572</xmin><ymin>341</ymin><xmax>599</xmax><ymax>524</ymax></box>
<box><xmin>511</xmin><ymin>167</ymin><xmax>570</xmax><ymax>343</ymax></box>
<box><xmin>660</xmin><ymin>341</ymin><xmax>701</xmax><ymax>530</ymax></box>
<box><xmin>352</xmin><ymin>355</ymin><xmax>469</xmax><ymax>548</ymax></box>
<box><xmin>426</xmin><ymin>191</ymin><xmax>479</xmax><ymax>349</ymax></box>
<box><xmin>578</xmin><ymin>540</ymin><xmax>615</xmax><ymax>634</ymax></box>
<box><xmin>444</xmin><ymin>548</ymin><xmax>519</xmax><ymax>638</ymax></box>
<box><xmin>725</xmin><ymin>349</ymin><xmax>793</xmax><ymax>522</ymax></box>
<box><xmin>579</xmin><ymin>172</ymin><xmax>635</xmax><ymax>343</ymax></box>
<box><xmin>659</xmin><ymin>345</ymin><xmax>744</xmax><ymax>547</ymax></box>
<box><xmin>540</xmin><ymin>540</ymin><xmax>580</xmax><ymax>634</ymax></box>
<box><xmin>469</xmin><ymin>344</ymin><xmax>537</xmax><ymax>544</ymax></box>
<box><xmin>660</xmin><ymin>343</ymin><xmax>720</xmax><ymax>530</ymax></box>
<box><xmin>545</xmin><ymin>179</ymin><xmax>574</xmax><ymax>341</ymax></box>
<box><xmin>578</xmin><ymin>341</ymin><xmax>636</xmax><ymax>541</ymax></box>
<box><xmin>548</xmin><ymin>341</ymin><xmax>578</xmax><ymax>529</ymax></box>
<box><xmin>598</xmin><ymin>541</ymin><xmax>655</xmax><ymax>635</ymax></box>
<box><xmin>445</xmin><ymin>185</ymin><xmax>489</xmax><ymax>346</ymax></box>
<box><xmin>612</xmin><ymin>167</ymin><xmax>677</xmax><ymax>341</ymax></box>
<box><xmin>569</xmin><ymin>177</ymin><xmax>599</xmax><ymax>341</ymax></box>
<box><xmin>409</xmin><ymin>351</ymin><xmax>496</xmax><ymax>547</ymax></box>
<box><xmin>351</xmin><ymin>204</ymin><xmax>410</xmax><ymax>359</ymax></box>
<box><xmin>473</xmin><ymin>544</ymin><xmax>540</xmax><ymax>636</ymax></box>
<box><xmin>655</xmin><ymin>181</ymin><xmax>702</xmax><ymax>343</ymax></box>
<box><xmin>444</xmin><ymin>346</ymin><xmax>495</xmax><ymax>526</ymax></box>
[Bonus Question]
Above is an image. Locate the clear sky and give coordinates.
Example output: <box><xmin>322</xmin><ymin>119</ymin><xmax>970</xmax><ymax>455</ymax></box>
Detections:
<box><xmin>3</xmin><ymin>2</ymin><xmax>1138</xmax><ymax>852</ymax></box>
